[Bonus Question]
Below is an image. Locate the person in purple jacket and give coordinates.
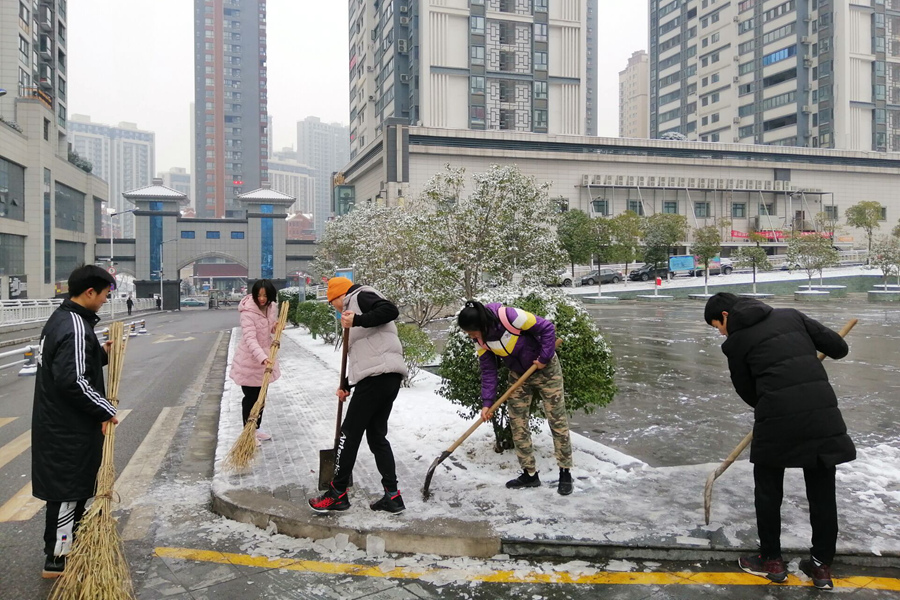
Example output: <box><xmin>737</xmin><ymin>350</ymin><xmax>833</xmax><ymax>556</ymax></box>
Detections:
<box><xmin>457</xmin><ymin>300</ymin><xmax>573</xmax><ymax>495</ymax></box>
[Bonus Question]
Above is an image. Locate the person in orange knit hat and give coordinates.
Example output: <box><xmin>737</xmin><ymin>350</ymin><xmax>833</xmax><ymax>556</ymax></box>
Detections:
<box><xmin>309</xmin><ymin>276</ymin><xmax>409</xmax><ymax>514</ymax></box>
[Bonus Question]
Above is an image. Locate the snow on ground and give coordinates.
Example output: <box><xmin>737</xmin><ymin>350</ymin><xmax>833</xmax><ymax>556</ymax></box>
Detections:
<box><xmin>209</xmin><ymin>325</ymin><xmax>900</xmax><ymax>558</ymax></box>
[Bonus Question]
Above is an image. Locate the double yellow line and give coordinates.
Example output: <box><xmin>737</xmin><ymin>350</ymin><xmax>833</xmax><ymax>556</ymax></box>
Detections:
<box><xmin>154</xmin><ymin>547</ymin><xmax>900</xmax><ymax>590</ymax></box>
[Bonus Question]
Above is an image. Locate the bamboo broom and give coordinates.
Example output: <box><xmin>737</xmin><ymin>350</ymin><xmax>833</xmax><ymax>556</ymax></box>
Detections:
<box><xmin>224</xmin><ymin>301</ymin><xmax>291</xmax><ymax>471</ymax></box>
<box><xmin>50</xmin><ymin>320</ymin><xmax>135</xmax><ymax>600</ymax></box>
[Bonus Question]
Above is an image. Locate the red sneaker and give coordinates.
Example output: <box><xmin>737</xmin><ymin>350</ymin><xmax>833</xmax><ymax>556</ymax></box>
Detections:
<box><xmin>799</xmin><ymin>556</ymin><xmax>834</xmax><ymax>590</ymax></box>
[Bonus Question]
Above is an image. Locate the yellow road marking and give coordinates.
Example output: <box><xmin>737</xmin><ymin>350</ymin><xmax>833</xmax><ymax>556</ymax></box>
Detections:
<box><xmin>0</xmin><ymin>417</ymin><xmax>17</xmax><ymax>429</ymax></box>
<box><xmin>0</xmin><ymin>410</ymin><xmax>131</xmax><ymax>522</ymax></box>
<box><xmin>153</xmin><ymin>547</ymin><xmax>900</xmax><ymax>590</ymax></box>
<box><xmin>0</xmin><ymin>432</ymin><xmax>30</xmax><ymax>470</ymax></box>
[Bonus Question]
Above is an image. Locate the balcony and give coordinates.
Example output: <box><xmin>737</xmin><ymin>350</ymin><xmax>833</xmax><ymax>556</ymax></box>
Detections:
<box><xmin>39</xmin><ymin>35</ymin><xmax>53</xmax><ymax>60</ymax></box>
<box><xmin>39</xmin><ymin>7</ymin><xmax>53</xmax><ymax>31</ymax></box>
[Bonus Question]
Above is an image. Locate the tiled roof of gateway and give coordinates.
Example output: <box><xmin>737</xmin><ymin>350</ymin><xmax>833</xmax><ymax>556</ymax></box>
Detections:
<box><xmin>236</xmin><ymin>187</ymin><xmax>295</xmax><ymax>202</ymax></box>
<box><xmin>122</xmin><ymin>184</ymin><xmax>187</xmax><ymax>199</ymax></box>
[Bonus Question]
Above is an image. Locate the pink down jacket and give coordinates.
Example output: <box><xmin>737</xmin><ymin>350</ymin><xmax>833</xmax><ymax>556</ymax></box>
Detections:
<box><xmin>230</xmin><ymin>294</ymin><xmax>281</xmax><ymax>386</ymax></box>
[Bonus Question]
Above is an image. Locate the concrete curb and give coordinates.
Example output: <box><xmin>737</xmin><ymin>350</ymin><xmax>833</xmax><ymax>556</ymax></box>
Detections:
<box><xmin>210</xmin><ymin>487</ymin><xmax>502</xmax><ymax>558</ymax></box>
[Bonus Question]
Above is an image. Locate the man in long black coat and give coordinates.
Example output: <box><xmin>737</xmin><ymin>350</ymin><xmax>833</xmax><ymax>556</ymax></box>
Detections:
<box><xmin>32</xmin><ymin>265</ymin><xmax>119</xmax><ymax>578</ymax></box>
<box><xmin>705</xmin><ymin>293</ymin><xmax>854</xmax><ymax>590</ymax></box>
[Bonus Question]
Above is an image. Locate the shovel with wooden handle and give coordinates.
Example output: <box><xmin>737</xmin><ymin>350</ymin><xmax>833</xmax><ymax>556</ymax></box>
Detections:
<box><xmin>318</xmin><ymin>328</ymin><xmax>352</xmax><ymax>490</ymax></box>
<box><xmin>703</xmin><ymin>317</ymin><xmax>858</xmax><ymax>525</ymax></box>
<box><xmin>422</xmin><ymin>338</ymin><xmax>563</xmax><ymax>500</ymax></box>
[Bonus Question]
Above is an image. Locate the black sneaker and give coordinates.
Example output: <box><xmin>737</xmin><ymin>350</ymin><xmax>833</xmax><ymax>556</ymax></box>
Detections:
<box><xmin>799</xmin><ymin>556</ymin><xmax>834</xmax><ymax>590</ymax></box>
<box><xmin>42</xmin><ymin>555</ymin><xmax>66</xmax><ymax>579</ymax></box>
<box><xmin>308</xmin><ymin>483</ymin><xmax>350</xmax><ymax>513</ymax></box>
<box><xmin>738</xmin><ymin>554</ymin><xmax>787</xmax><ymax>583</ymax></box>
<box><xmin>370</xmin><ymin>490</ymin><xmax>406</xmax><ymax>514</ymax></box>
<box><xmin>506</xmin><ymin>470</ymin><xmax>540</xmax><ymax>489</ymax></box>
<box><xmin>557</xmin><ymin>468</ymin><xmax>573</xmax><ymax>496</ymax></box>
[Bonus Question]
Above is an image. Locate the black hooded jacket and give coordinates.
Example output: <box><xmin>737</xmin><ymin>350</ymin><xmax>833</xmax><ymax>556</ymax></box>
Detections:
<box><xmin>721</xmin><ymin>298</ymin><xmax>855</xmax><ymax>468</ymax></box>
<box><xmin>32</xmin><ymin>299</ymin><xmax>116</xmax><ymax>501</ymax></box>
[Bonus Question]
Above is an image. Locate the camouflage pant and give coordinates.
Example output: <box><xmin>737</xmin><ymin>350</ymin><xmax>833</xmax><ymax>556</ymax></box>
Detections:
<box><xmin>507</xmin><ymin>354</ymin><xmax>573</xmax><ymax>472</ymax></box>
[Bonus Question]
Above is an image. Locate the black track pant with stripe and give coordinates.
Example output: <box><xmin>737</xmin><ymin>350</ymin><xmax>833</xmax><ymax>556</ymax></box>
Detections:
<box><xmin>44</xmin><ymin>499</ymin><xmax>88</xmax><ymax>557</ymax></box>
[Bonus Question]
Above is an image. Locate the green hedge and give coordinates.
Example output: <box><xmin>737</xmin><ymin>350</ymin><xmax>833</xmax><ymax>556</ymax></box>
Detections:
<box><xmin>397</xmin><ymin>322</ymin><xmax>436</xmax><ymax>387</ymax></box>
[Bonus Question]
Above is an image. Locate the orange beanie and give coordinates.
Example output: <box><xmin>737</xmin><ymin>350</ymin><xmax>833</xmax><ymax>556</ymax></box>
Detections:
<box><xmin>327</xmin><ymin>276</ymin><xmax>353</xmax><ymax>302</ymax></box>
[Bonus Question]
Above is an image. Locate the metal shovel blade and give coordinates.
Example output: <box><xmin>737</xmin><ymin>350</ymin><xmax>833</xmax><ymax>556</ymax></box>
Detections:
<box><xmin>422</xmin><ymin>450</ymin><xmax>451</xmax><ymax>501</ymax></box>
<box><xmin>318</xmin><ymin>448</ymin><xmax>336</xmax><ymax>491</ymax></box>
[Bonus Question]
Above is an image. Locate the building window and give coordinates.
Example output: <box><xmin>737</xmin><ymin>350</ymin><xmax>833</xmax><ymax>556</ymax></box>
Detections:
<box><xmin>533</xmin><ymin>80</ymin><xmax>548</xmax><ymax>100</ymax></box>
<box><xmin>591</xmin><ymin>199</ymin><xmax>609</xmax><ymax>215</ymax></box>
<box><xmin>627</xmin><ymin>200</ymin><xmax>645</xmax><ymax>215</ymax></box>
<box><xmin>470</xmin><ymin>105</ymin><xmax>485</xmax><ymax>124</ymax></box>
<box><xmin>732</xmin><ymin>203</ymin><xmax>747</xmax><ymax>218</ymax></box>
<box><xmin>879</xmin><ymin>206</ymin><xmax>888</xmax><ymax>221</ymax></box>
<box><xmin>824</xmin><ymin>205</ymin><xmax>838</xmax><ymax>220</ymax></box>
<box><xmin>206</xmin><ymin>231</ymin><xmax>221</xmax><ymax>239</ymax></box>
<box><xmin>471</xmin><ymin>45</ymin><xmax>485</xmax><ymax>66</ymax></box>
<box><xmin>470</xmin><ymin>16</ymin><xmax>485</xmax><ymax>34</ymax></box>
<box><xmin>470</xmin><ymin>76</ymin><xmax>485</xmax><ymax>94</ymax></box>
<box><xmin>534</xmin><ymin>23</ymin><xmax>548</xmax><ymax>42</ymax></box>
<box><xmin>181</xmin><ymin>231</ymin><xmax>196</xmax><ymax>239</ymax></box>
<box><xmin>231</xmin><ymin>231</ymin><xmax>245</xmax><ymax>239</ymax></box>
<box><xmin>534</xmin><ymin>52</ymin><xmax>548</xmax><ymax>71</ymax></box>
<box><xmin>694</xmin><ymin>202</ymin><xmax>711</xmax><ymax>217</ymax></box>
<box><xmin>759</xmin><ymin>202</ymin><xmax>775</xmax><ymax>216</ymax></box>
<box><xmin>663</xmin><ymin>201</ymin><xmax>678</xmax><ymax>214</ymax></box>
<box><xmin>533</xmin><ymin>109</ymin><xmax>548</xmax><ymax>129</ymax></box>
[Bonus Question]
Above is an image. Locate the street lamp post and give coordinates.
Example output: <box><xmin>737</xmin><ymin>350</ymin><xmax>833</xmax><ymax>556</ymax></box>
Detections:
<box><xmin>108</xmin><ymin>208</ymin><xmax>136</xmax><ymax>321</ymax></box>
<box><xmin>159</xmin><ymin>238</ymin><xmax>177</xmax><ymax>311</ymax></box>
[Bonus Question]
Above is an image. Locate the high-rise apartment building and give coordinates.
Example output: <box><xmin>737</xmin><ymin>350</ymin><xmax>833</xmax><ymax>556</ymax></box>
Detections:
<box><xmin>297</xmin><ymin>117</ymin><xmax>349</xmax><ymax>238</ymax></box>
<box><xmin>193</xmin><ymin>0</ymin><xmax>269</xmax><ymax>218</ymax></box>
<box><xmin>68</xmin><ymin>116</ymin><xmax>155</xmax><ymax>237</ymax></box>
<box><xmin>649</xmin><ymin>0</ymin><xmax>900</xmax><ymax>152</ymax></box>
<box><xmin>268</xmin><ymin>148</ymin><xmax>315</xmax><ymax>214</ymax></box>
<box><xmin>0</xmin><ymin>0</ymin><xmax>69</xmax><ymax>138</ymax></box>
<box><xmin>0</xmin><ymin>0</ymin><xmax>109</xmax><ymax>299</ymax></box>
<box><xmin>347</xmin><ymin>0</ymin><xmax>598</xmax><ymax>160</ymax></box>
<box><xmin>619</xmin><ymin>50</ymin><xmax>650</xmax><ymax>139</ymax></box>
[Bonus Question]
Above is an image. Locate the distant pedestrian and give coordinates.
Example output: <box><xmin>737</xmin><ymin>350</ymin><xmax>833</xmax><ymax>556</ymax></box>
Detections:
<box><xmin>457</xmin><ymin>300</ymin><xmax>573</xmax><ymax>495</ymax></box>
<box><xmin>126</xmin><ymin>295</ymin><xmax>134</xmax><ymax>316</ymax></box>
<box><xmin>230</xmin><ymin>279</ymin><xmax>280</xmax><ymax>443</ymax></box>
<box><xmin>155</xmin><ymin>295</ymin><xmax>161</xmax><ymax>311</ymax></box>
<box><xmin>705</xmin><ymin>292</ymin><xmax>854</xmax><ymax>590</ymax></box>
<box><xmin>308</xmin><ymin>277</ymin><xmax>408</xmax><ymax>514</ymax></box>
<box><xmin>32</xmin><ymin>265</ymin><xmax>119</xmax><ymax>578</ymax></box>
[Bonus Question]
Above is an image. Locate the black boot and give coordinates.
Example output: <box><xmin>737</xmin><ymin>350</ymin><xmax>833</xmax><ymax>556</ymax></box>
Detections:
<box><xmin>506</xmin><ymin>470</ymin><xmax>540</xmax><ymax>489</ymax></box>
<box><xmin>557</xmin><ymin>468</ymin><xmax>573</xmax><ymax>496</ymax></box>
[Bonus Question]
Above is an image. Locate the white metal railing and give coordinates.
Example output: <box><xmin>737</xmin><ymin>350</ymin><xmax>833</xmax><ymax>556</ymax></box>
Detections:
<box><xmin>1</xmin><ymin>297</ymin><xmax>157</xmax><ymax>328</ymax></box>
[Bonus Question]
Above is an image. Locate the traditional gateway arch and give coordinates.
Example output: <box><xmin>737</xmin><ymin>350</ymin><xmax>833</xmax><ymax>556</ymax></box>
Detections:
<box><xmin>96</xmin><ymin>179</ymin><xmax>317</xmax><ymax>310</ymax></box>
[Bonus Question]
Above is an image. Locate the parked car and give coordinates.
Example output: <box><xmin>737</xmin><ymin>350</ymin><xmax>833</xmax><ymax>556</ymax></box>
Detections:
<box><xmin>691</xmin><ymin>258</ymin><xmax>733</xmax><ymax>276</ymax></box>
<box><xmin>180</xmin><ymin>297</ymin><xmax>205</xmax><ymax>307</ymax></box>
<box><xmin>628</xmin><ymin>264</ymin><xmax>670</xmax><ymax>282</ymax></box>
<box><xmin>548</xmin><ymin>269</ymin><xmax>574</xmax><ymax>287</ymax></box>
<box><xmin>581</xmin><ymin>268</ymin><xmax>624</xmax><ymax>285</ymax></box>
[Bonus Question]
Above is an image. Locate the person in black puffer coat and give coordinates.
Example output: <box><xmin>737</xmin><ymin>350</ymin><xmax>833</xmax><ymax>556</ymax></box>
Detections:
<box><xmin>704</xmin><ymin>293</ymin><xmax>854</xmax><ymax>590</ymax></box>
<box><xmin>32</xmin><ymin>265</ymin><xmax>119</xmax><ymax>578</ymax></box>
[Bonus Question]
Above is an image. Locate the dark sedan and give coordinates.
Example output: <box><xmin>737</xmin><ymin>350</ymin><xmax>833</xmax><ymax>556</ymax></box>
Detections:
<box><xmin>581</xmin><ymin>268</ymin><xmax>625</xmax><ymax>285</ymax></box>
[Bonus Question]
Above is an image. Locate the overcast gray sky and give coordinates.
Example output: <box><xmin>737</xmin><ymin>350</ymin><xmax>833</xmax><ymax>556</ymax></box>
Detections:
<box><xmin>68</xmin><ymin>1</ymin><xmax>648</xmax><ymax>173</ymax></box>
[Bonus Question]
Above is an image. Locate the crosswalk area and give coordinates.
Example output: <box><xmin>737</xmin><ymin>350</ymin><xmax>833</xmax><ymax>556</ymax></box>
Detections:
<box><xmin>0</xmin><ymin>410</ymin><xmax>132</xmax><ymax>522</ymax></box>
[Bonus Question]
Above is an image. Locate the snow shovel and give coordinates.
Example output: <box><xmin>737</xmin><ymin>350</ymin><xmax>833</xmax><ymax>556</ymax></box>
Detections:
<box><xmin>703</xmin><ymin>317</ymin><xmax>858</xmax><ymax>525</ymax></box>
<box><xmin>422</xmin><ymin>362</ymin><xmax>540</xmax><ymax>500</ymax></box>
<box><xmin>318</xmin><ymin>328</ymin><xmax>352</xmax><ymax>491</ymax></box>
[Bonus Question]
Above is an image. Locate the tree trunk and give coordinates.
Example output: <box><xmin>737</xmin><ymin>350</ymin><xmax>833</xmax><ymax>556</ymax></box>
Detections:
<box><xmin>752</xmin><ymin>263</ymin><xmax>758</xmax><ymax>295</ymax></box>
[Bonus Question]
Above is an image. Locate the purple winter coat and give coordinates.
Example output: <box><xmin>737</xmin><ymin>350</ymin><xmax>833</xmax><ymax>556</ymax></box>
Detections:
<box><xmin>230</xmin><ymin>295</ymin><xmax>281</xmax><ymax>386</ymax></box>
<box><xmin>476</xmin><ymin>303</ymin><xmax>556</xmax><ymax>406</ymax></box>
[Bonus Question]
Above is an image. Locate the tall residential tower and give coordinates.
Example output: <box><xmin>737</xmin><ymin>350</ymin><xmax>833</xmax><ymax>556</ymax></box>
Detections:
<box><xmin>619</xmin><ymin>50</ymin><xmax>650</xmax><ymax>139</ymax></box>
<box><xmin>297</xmin><ymin>117</ymin><xmax>349</xmax><ymax>238</ymax></box>
<box><xmin>193</xmin><ymin>0</ymin><xmax>269</xmax><ymax>218</ymax></box>
<box><xmin>649</xmin><ymin>0</ymin><xmax>900</xmax><ymax>151</ymax></box>
<box><xmin>347</xmin><ymin>0</ymin><xmax>599</xmax><ymax>160</ymax></box>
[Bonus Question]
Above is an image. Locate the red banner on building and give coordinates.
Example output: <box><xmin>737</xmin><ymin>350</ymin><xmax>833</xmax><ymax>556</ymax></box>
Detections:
<box><xmin>731</xmin><ymin>230</ymin><xmax>749</xmax><ymax>238</ymax></box>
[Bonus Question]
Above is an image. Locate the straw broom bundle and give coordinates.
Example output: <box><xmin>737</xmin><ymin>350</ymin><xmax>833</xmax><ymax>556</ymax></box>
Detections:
<box><xmin>50</xmin><ymin>320</ymin><xmax>135</xmax><ymax>600</ymax></box>
<box><xmin>224</xmin><ymin>301</ymin><xmax>291</xmax><ymax>471</ymax></box>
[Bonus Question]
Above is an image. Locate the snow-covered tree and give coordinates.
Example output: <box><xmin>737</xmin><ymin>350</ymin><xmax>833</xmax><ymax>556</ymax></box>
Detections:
<box><xmin>871</xmin><ymin>235</ymin><xmax>900</xmax><ymax>287</ymax></box>
<box><xmin>607</xmin><ymin>211</ymin><xmax>643</xmax><ymax>277</ymax></box>
<box><xmin>314</xmin><ymin>202</ymin><xmax>458</xmax><ymax>326</ymax></box>
<box><xmin>557</xmin><ymin>209</ymin><xmax>595</xmax><ymax>275</ymax></box>
<box><xmin>787</xmin><ymin>233</ymin><xmax>840</xmax><ymax>286</ymax></box>
<box><xmin>422</xmin><ymin>165</ymin><xmax>567</xmax><ymax>298</ymax></box>
<box><xmin>732</xmin><ymin>233</ymin><xmax>772</xmax><ymax>294</ymax></box>
<box><xmin>690</xmin><ymin>225</ymin><xmax>721</xmax><ymax>295</ymax></box>
<box><xmin>642</xmin><ymin>213</ymin><xmax>688</xmax><ymax>268</ymax></box>
<box><xmin>845</xmin><ymin>201</ymin><xmax>883</xmax><ymax>262</ymax></box>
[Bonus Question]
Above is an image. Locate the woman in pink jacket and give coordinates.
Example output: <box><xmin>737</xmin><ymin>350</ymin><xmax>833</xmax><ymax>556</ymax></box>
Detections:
<box><xmin>230</xmin><ymin>279</ymin><xmax>281</xmax><ymax>442</ymax></box>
